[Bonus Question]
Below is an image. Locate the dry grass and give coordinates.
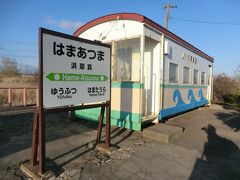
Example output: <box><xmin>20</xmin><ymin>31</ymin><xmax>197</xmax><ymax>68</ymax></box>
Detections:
<box><xmin>0</xmin><ymin>75</ymin><xmax>38</xmax><ymax>107</ymax></box>
<box><xmin>0</xmin><ymin>75</ymin><xmax>38</xmax><ymax>88</ymax></box>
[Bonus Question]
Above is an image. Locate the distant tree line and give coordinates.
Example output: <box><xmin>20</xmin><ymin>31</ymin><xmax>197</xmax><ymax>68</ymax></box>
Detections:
<box><xmin>0</xmin><ymin>56</ymin><xmax>37</xmax><ymax>77</ymax></box>
<box><xmin>0</xmin><ymin>57</ymin><xmax>19</xmax><ymax>77</ymax></box>
<box><xmin>213</xmin><ymin>65</ymin><xmax>240</xmax><ymax>108</ymax></box>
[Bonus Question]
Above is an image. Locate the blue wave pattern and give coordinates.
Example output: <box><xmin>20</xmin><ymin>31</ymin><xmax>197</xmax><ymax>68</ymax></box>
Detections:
<box><xmin>173</xmin><ymin>89</ymin><xmax>185</xmax><ymax>106</ymax></box>
<box><xmin>187</xmin><ymin>89</ymin><xmax>197</xmax><ymax>103</ymax></box>
<box><xmin>159</xmin><ymin>89</ymin><xmax>208</xmax><ymax>120</ymax></box>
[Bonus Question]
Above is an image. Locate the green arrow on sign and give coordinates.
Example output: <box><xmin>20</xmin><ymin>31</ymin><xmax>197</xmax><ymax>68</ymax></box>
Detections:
<box><xmin>46</xmin><ymin>73</ymin><xmax>109</xmax><ymax>82</ymax></box>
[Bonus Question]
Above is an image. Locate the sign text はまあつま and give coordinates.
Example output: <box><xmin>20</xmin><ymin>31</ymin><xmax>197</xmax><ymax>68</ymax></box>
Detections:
<box><xmin>40</xmin><ymin>28</ymin><xmax>111</xmax><ymax>108</ymax></box>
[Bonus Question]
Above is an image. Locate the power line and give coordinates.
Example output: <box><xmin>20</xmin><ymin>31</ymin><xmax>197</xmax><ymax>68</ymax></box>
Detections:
<box><xmin>171</xmin><ymin>17</ymin><xmax>240</xmax><ymax>26</ymax></box>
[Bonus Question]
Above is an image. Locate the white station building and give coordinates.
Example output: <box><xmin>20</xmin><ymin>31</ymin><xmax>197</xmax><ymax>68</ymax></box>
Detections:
<box><xmin>74</xmin><ymin>13</ymin><xmax>214</xmax><ymax>131</ymax></box>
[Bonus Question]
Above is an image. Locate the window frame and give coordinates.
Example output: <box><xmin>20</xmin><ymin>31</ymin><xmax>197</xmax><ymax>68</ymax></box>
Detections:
<box><xmin>168</xmin><ymin>62</ymin><xmax>179</xmax><ymax>84</ymax></box>
<box><xmin>111</xmin><ymin>38</ymin><xmax>141</xmax><ymax>83</ymax></box>
<box><xmin>193</xmin><ymin>69</ymin><xmax>199</xmax><ymax>85</ymax></box>
<box><xmin>201</xmin><ymin>71</ymin><xmax>206</xmax><ymax>85</ymax></box>
<box><xmin>183</xmin><ymin>66</ymin><xmax>190</xmax><ymax>84</ymax></box>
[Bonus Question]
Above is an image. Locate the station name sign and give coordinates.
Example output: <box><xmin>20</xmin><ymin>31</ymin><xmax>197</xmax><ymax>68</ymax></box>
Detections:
<box><xmin>182</xmin><ymin>52</ymin><xmax>197</xmax><ymax>64</ymax></box>
<box><xmin>40</xmin><ymin>28</ymin><xmax>111</xmax><ymax>108</ymax></box>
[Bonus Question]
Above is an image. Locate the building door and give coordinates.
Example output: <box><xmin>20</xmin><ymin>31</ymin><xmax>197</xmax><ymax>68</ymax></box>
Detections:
<box><xmin>143</xmin><ymin>38</ymin><xmax>160</xmax><ymax>116</ymax></box>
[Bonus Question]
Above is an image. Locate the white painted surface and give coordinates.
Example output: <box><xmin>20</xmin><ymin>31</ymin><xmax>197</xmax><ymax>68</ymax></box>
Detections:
<box><xmin>144</xmin><ymin>25</ymin><xmax>161</xmax><ymax>42</ymax></box>
<box><xmin>163</xmin><ymin>37</ymin><xmax>213</xmax><ymax>101</ymax></box>
<box><xmin>79</xmin><ymin>20</ymin><xmax>143</xmax><ymax>42</ymax></box>
<box><xmin>42</xmin><ymin>33</ymin><xmax>110</xmax><ymax>108</ymax></box>
<box><xmin>143</xmin><ymin>38</ymin><xmax>161</xmax><ymax>115</ymax></box>
<box><xmin>76</xmin><ymin>17</ymin><xmax>213</xmax><ymax>115</ymax></box>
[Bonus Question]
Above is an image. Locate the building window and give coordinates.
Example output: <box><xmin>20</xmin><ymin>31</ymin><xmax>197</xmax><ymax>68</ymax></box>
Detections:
<box><xmin>112</xmin><ymin>38</ymin><xmax>140</xmax><ymax>82</ymax></box>
<box><xmin>183</xmin><ymin>66</ymin><xmax>190</xmax><ymax>84</ymax></box>
<box><xmin>169</xmin><ymin>63</ymin><xmax>178</xmax><ymax>83</ymax></box>
<box><xmin>116</xmin><ymin>48</ymin><xmax>132</xmax><ymax>81</ymax></box>
<box><xmin>201</xmin><ymin>71</ymin><xmax>206</xmax><ymax>85</ymax></box>
<box><xmin>193</xmin><ymin>69</ymin><xmax>199</xmax><ymax>85</ymax></box>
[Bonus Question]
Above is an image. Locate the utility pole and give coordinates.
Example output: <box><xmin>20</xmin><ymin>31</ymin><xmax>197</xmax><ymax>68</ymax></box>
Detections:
<box><xmin>163</xmin><ymin>2</ymin><xmax>177</xmax><ymax>29</ymax></box>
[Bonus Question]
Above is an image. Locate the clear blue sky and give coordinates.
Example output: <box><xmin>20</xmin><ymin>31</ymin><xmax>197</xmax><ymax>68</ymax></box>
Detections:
<box><xmin>1</xmin><ymin>0</ymin><xmax>240</xmax><ymax>76</ymax></box>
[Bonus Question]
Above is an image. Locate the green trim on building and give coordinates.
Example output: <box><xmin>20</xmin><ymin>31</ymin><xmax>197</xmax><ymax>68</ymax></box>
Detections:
<box><xmin>112</xmin><ymin>82</ymin><xmax>144</xmax><ymax>89</ymax></box>
<box><xmin>111</xmin><ymin>110</ymin><xmax>142</xmax><ymax>123</ymax></box>
<box><xmin>160</xmin><ymin>84</ymin><xmax>208</xmax><ymax>89</ymax></box>
<box><xmin>75</xmin><ymin>108</ymin><xmax>142</xmax><ymax>131</ymax></box>
<box><xmin>112</xmin><ymin>118</ymin><xmax>141</xmax><ymax>131</ymax></box>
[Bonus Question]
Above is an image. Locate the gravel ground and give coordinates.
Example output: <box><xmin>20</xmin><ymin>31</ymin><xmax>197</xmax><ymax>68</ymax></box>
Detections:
<box><xmin>0</xmin><ymin>104</ymin><xmax>240</xmax><ymax>180</ymax></box>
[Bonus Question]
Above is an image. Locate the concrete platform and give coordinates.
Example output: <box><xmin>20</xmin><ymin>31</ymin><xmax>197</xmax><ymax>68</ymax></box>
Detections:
<box><xmin>143</xmin><ymin>124</ymin><xmax>184</xmax><ymax>143</ymax></box>
<box><xmin>95</xmin><ymin>143</ymin><xmax>112</xmax><ymax>155</ymax></box>
<box><xmin>20</xmin><ymin>161</ymin><xmax>42</xmax><ymax>180</ymax></box>
<box><xmin>20</xmin><ymin>160</ymin><xmax>59</xmax><ymax>180</ymax></box>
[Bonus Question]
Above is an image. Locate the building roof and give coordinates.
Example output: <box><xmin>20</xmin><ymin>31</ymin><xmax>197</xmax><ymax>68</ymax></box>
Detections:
<box><xmin>73</xmin><ymin>13</ymin><xmax>214</xmax><ymax>62</ymax></box>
